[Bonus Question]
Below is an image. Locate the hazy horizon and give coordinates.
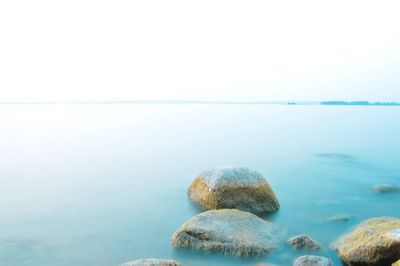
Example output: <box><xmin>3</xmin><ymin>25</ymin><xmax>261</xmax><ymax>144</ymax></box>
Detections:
<box><xmin>0</xmin><ymin>99</ymin><xmax>399</xmax><ymax>104</ymax></box>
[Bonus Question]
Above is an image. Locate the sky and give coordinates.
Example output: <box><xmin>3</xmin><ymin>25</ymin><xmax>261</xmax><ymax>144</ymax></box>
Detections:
<box><xmin>0</xmin><ymin>0</ymin><xmax>399</xmax><ymax>102</ymax></box>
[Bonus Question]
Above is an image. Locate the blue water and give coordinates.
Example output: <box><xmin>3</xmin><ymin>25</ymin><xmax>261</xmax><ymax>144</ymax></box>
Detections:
<box><xmin>0</xmin><ymin>104</ymin><xmax>399</xmax><ymax>266</ymax></box>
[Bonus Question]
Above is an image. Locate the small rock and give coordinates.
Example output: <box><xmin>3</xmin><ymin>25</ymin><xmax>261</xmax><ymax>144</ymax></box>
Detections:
<box><xmin>171</xmin><ymin>209</ymin><xmax>282</xmax><ymax>257</ymax></box>
<box><xmin>287</xmin><ymin>234</ymin><xmax>322</xmax><ymax>251</ymax></box>
<box><xmin>333</xmin><ymin>217</ymin><xmax>400</xmax><ymax>265</ymax></box>
<box><xmin>325</xmin><ymin>215</ymin><xmax>351</xmax><ymax>224</ymax></box>
<box><xmin>188</xmin><ymin>166</ymin><xmax>280</xmax><ymax>214</ymax></box>
<box><xmin>293</xmin><ymin>255</ymin><xmax>333</xmax><ymax>266</ymax></box>
<box><xmin>118</xmin><ymin>258</ymin><xmax>181</xmax><ymax>266</ymax></box>
<box><xmin>371</xmin><ymin>184</ymin><xmax>400</xmax><ymax>193</ymax></box>
<box><xmin>317</xmin><ymin>199</ymin><xmax>342</xmax><ymax>206</ymax></box>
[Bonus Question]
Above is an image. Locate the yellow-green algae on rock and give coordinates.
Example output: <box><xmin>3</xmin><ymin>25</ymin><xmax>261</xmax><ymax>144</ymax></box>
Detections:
<box><xmin>333</xmin><ymin>217</ymin><xmax>400</xmax><ymax>266</ymax></box>
<box><xmin>118</xmin><ymin>258</ymin><xmax>181</xmax><ymax>266</ymax></box>
<box><xmin>171</xmin><ymin>209</ymin><xmax>282</xmax><ymax>257</ymax></box>
<box><xmin>393</xmin><ymin>259</ymin><xmax>400</xmax><ymax>266</ymax></box>
<box><xmin>188</xmin><ymin>166</ymin><xmax>280</xmax><ymax>214</ymax></box>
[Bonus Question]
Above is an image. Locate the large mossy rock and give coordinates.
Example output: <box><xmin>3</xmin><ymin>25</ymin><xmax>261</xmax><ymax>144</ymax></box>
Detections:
<box><xmin>188</xmin><ymin>166</ymin><xmax>280</xmax><ymax>214</ymax></box>
<box><xmin>293</xmin><ymin>256</ymin><xmax>333</xmax><ymax>266</ymax></box>
<box><xmin>171</xmin><ymin>209</ymin><xmax>282</xmax><ymax>257</ymax></box>
<box><xmin>333</xmin><ymin>217</ymin><xmax>400</xmax><ymax>266</ymax></box>
<box><xmin>118</xmin><ymin>258</ymin><xmax>181</xmax><ymax>266</ymax></box>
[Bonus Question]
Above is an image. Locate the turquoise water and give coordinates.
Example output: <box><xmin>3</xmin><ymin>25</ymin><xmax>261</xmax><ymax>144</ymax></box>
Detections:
<box><xmin>0</xmin><ymin>104</ymin><xmax>400</xmax><ymax>266</ymax></box>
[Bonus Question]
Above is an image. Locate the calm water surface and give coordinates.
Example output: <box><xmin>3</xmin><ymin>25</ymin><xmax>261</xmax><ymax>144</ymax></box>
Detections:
<box><xmin>0</xmin><ymin>104</ymin><xmax>399</xmax><ymax>266</ymax></box>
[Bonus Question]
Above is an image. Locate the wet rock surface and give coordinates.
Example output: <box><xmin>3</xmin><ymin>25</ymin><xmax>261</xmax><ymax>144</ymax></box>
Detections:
<box><xmin>333</xmin><ymin>217</ymin><xmax>400</xmax><ymax>265</ymax></box>
<box><xmin>287</xmin><ymin>234</ymin><xmax>322</xmax><ymax>251</ymax></box>
<box><xmin>171</xmin><ymin>209</ymin><xmax>282</xmax><ymax>257</ymax></box>
<box><xmin>188</xmin><ymin>166</ymin><xmax>280</xmax><ymax>214</ymax></box>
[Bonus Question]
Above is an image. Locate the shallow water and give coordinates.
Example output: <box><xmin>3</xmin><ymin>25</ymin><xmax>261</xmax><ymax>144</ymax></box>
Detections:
<box><xmin>0</xmin><ymin>104</ymin><xmax>399</xmax><ymax>266</ymax></box>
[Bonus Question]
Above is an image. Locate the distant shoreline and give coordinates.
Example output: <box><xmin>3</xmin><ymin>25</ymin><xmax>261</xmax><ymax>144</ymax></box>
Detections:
<box><xmin>320</xmin><ymin>101</ymin><xmax>400</xmax><ymax>106</ymax></box>
<box><xmin>0</xmin><ymin>100</ymin><xmax>399</xmax><ymax>106</ymax></box>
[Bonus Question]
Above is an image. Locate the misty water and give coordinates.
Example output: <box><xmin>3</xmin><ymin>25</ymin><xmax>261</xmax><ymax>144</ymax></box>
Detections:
<box><xmin>1</xmin><ymin>104</ymin><xmax>400</xmax><ymax>266</ymax></box>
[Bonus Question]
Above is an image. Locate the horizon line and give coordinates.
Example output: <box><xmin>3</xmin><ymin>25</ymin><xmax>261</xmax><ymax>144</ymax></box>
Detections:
<box><xmin>0</xmin><ymin>100</ymin><xmax>399</xmax><ymax>105</ymax></box>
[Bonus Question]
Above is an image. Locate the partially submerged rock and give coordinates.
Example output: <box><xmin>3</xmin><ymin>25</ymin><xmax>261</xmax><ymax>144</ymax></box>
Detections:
<box><xmin>293</xmin><ymin>255</ymin><xmax>333</xmax><ymax>266</ymax></box>
<box><xmin>371</xmin><ymin>184</ymin><xmax>400</xmax><ymax>193</ymax></box>
<box><xmin>325</xmin><ymin>215</ymin><xmax>350</xmax><ymax>224</ymax></box>
<box><xmin>317</xmin><ymin>199</ymin><xmax>343</xmax><ymax>206</ymax></box>
<box><xmin>287</xmin><ymin>234</ymin><xmax>322</xmax><ymax>251</ymax></box>
<box><xmin>118</xmin><ymin>258</ymin><xmax>181</xmax><ymax>266</ymax></box>
<box><xmin>333</xmin><ymin>217</ymin><xmax>400</xmax><ymax>265</ymax></box>
<box><xmin>171</xmin><ymin>209</ymin><xmax>282</xmax><ymax>257</ymax></box>
<box><xmin>188</xmin><ymin>166</ymin><xmax>280</xmax><ymax>214</ymax></box>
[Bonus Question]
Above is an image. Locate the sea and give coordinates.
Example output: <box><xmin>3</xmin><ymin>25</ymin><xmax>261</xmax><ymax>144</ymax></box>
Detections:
<box><xmin>0</xmin><ymin>103</ymin><xmax>399</xmax><ymax>265</ymax></box>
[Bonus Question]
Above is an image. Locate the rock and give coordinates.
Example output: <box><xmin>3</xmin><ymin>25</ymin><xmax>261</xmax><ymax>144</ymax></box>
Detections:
<box><xmin>325</xmin><ymin>215</ymin><xmax>351</xmax><ymax>224</ymax></box>
<box><xmin>333</xmin><ymin>217</ymin><xmax>400</xmax><ymax>265</ymax></box>
<box><xmin>317</xmin><ymin>199</ymin><xmax>343</xmax><ymax>206</ymax></box>
<box><xmin>393</xmin><ymin>260</ymin><xmax>400</xmax><ymax>266</ymax></box>
<box><xmin>118</xmin><ymin>258</ymin><xmax>181</xmax><ymax>266</ymax></box>
<box><xmin>371</xmin><ymin>184</ymin><xmax>400</xmax><ymax>193</ymax></box>
<box><xmin>293</xmin><ymin>255</ymin><xmax>333</xmax><ymax>266</ymax></box>
<box><xmin>188</xmin><ymin>166</ymin><xmax>280</xmax><ymax>214</ymax></box>
<box><xmin>287</xmin><ymin>234</ymin><xmax>322</xmax><ymax>251</ymax></box>
<box><xmin>171</xmin><ymin>209</ymin><xmax>282</xmax><ymax>257</ymax></box>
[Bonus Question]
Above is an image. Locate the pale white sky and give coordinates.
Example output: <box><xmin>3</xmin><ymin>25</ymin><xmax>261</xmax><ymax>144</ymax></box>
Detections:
<box><xmin>0</xmin><ymin>0</ymin><xmax>399</xmax><ymax>102</ymax></box>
